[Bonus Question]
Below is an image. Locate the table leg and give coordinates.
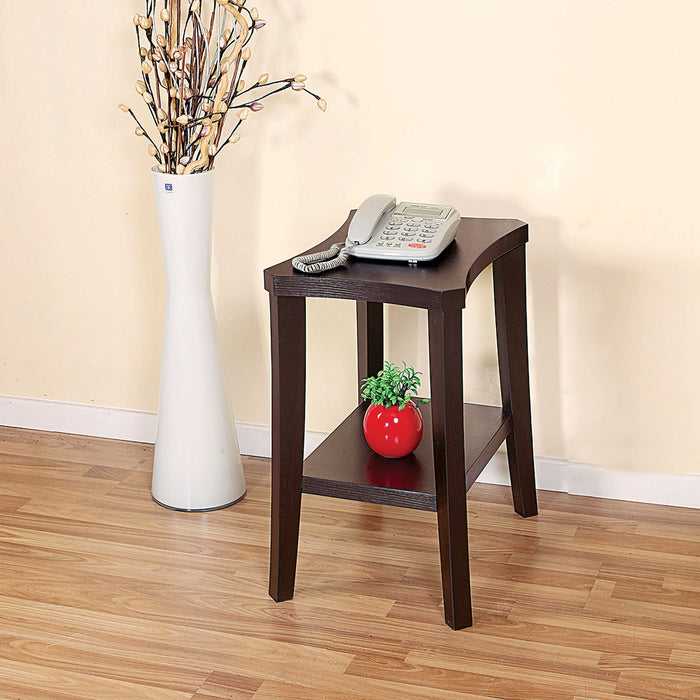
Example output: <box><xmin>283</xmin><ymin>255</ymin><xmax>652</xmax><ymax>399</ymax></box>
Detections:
<box><xmin>428</xmin><ymin>307</ymin><xmax>472</xmax><ymax>630</ymax></box>
<box><xmin>269</xmin><ymin>294</ymin><xmax>306</xmax><ymax>601</ymax></box>
<box><xmin>493</xmin><ymin>245</ymin><xmax>538</xmax><ymax>518</ymax></box>
<box><xmin>356</xmin><ymin>301</ymin><xmax>384</xmax><ymax>402</ymax></box>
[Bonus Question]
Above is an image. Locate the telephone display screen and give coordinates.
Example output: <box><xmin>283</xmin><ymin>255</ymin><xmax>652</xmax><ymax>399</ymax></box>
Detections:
<box><xmin>402</xmin><ymin>206</ymin><xmax>443</xmax><ymax>218</ymax></box>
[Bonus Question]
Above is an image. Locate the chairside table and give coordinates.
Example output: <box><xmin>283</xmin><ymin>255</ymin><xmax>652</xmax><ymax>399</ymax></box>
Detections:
<box><xmin>263</xmin><ymin>213</ymin><xmax>538</xmax><ymax>630</ymax></box>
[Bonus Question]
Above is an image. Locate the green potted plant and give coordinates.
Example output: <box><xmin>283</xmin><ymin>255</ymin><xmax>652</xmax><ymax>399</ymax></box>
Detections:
<box><xmin>360</xmin><ymin>361</ymin><xmax>427</xmax><ymax>458</ymax></box>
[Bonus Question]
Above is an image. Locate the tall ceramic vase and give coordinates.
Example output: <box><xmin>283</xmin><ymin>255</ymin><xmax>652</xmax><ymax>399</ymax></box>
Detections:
<box><xmin>151</xmin><ymin>168</ymin><xmax>246</xmax><ymax>511</ymax></box>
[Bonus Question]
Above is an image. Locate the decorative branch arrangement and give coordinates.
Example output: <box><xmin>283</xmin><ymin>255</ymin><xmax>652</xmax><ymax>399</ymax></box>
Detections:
<box><xmin>119</xmin><ymin>0</ymin><xmax>325</xmax><ymax>174</ymax></box>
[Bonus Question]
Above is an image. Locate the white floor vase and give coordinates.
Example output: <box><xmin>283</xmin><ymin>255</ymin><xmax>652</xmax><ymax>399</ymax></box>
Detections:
<box><xmin>151</xmin><ymin>168</ymin><xmax>246</xmax><ymax>511</ymax></box>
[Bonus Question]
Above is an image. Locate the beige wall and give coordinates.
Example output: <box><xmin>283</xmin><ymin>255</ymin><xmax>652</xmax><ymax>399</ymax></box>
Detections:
<box><xmin>1</xmin><ymin>1</ymin><xmax>698</xmax><ymax>475</ymax></box>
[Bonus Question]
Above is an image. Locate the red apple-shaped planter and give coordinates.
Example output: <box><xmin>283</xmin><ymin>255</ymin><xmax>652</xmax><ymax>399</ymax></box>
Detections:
<box><xmin>363</xmin><ymin>400</ymin><xmax>424</xmax><ymax>458</ymax></box>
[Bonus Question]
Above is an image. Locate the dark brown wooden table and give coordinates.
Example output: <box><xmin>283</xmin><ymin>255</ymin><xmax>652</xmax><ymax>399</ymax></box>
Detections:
<box><xmin>263</xmin><ymin>212</ymin><xmax>538</xmax><ymax>630</ymax></box>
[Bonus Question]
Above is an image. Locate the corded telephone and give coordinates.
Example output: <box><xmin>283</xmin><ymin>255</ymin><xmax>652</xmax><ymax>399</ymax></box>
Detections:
<box><xmin>292</xmin><ymin>194</ymin><xmax>460</xmax><ymax>273</ymax></box>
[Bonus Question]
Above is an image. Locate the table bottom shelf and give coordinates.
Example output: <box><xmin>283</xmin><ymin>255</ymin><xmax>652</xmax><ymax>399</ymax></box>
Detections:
<box><xmin>302</xmin><ymin>401</ymin><xmax>513</xmax><ymax>511</ymax></box>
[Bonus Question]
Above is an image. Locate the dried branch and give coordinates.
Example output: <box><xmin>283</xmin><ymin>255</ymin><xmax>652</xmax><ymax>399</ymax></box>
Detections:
<box><xmin>120</xmin><ymin>1</ymin><xmax>325</xmax><ymax>174</ymax></box>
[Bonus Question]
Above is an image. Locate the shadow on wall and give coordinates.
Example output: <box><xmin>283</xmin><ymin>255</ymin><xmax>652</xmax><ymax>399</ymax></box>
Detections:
<box><xmin>437</xmin><ymin>187</ymin><xmax>566</xmax><ymax>460</ymax></box>
<box><xmin>211</xmin><ymin>144</ymin><xmax>268</xmax><ymax>425</ymax></box>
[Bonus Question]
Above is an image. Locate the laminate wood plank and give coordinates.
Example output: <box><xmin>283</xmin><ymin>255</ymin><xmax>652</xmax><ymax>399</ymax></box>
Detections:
<box><xmin>345</xmin><ymin>652</ymin><xmax>607</xmax><ymax>700</ymax></box>
<box><xmin>193</xmin><ymin>670</ymin><xmax>264</xmax><ymax>699</ymax></box>
<box><xmin>0</xmin><ymin>634</ymin><xmax>210</xmax><ymax>693</ymax></box>
<box><xmin>252</xmin><ymin>677</ymin><xmax>490</xmax><ymax>700</ymax></box>
<box><xmin>0</xmin><ymin>426</ymin><xmax>153</xmax><ymax>468</ymax></box>
<box><xmin>506</xmin><ymin>550</ymin><xmax>604</xmax><ymax>576</ymax></box>
<box><xmin>613</xmin><ymin>670</ymin><xmax>700</xmax><ymax>700</ymax></box>
<box><xmin>486</xmin><ymin>611</ymin><xmax>674</xmax><ymax>658</ymax></box>
<box><xmin>404</xmin><ymin>649</ymin><xmax>620</xmax><ymax>695</ymax></box>
<box><xmin>0</xmin><ymin>595</ymin><xmax>352</xmax><ymax>685</ymax></box>
<box><xmin>670</xmin><ymin>644</ymin><xmax>700</xmax><ymax>666</ymax></box>
<box><xmin>574</xmin><ymin>524</ymin><xmax>700</xmax><ymax>558</ymax></box>
<box><xmin>536</xmin><ymin>488</ymin><xmax>700</xmax><ymax>526</ymax></box>
<box><xmin>0</xmin><ymin>493</ymin><xmax>31</xmax><ymax>511</ymax></box>
<box><xmin>0</xmin><ymin>657</ymin><xmax>192</xmax><ymax>699</ymax></box>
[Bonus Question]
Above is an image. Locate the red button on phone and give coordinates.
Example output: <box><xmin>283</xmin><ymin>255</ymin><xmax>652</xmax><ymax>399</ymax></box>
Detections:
<box><xmin>409</xmin><ymin>243</ymin><xmax>426</xmax><ymax>248</ymax></box>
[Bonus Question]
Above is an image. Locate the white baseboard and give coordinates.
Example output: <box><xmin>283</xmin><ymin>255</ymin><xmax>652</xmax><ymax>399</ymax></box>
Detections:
<box><xmin>1</xmin><ymin>395</ymin><xmax>697</xmax><ymax>509</ymax></box>
<box><xmin>0</xmin><ymin>395</ymin><xmax>160</xmax><ymax>444</ymax></box>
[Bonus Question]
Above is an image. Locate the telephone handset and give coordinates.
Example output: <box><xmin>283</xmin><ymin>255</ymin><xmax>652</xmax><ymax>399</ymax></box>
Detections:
<box><xmin>292</xmin><ymin>195</ymin><xmax>460</xmax><ymax>273</ymax></box>
<box><xmin>347</xmin><ymin>194</ymin><xmax>397</xmax><ymax>245</ymax></box>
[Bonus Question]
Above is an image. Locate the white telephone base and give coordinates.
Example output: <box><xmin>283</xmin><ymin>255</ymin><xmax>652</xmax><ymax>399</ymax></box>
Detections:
<box><xmin>348</xmin><ymin>197</ymin><xmax>460</xmax><ymax>264</ymax></box>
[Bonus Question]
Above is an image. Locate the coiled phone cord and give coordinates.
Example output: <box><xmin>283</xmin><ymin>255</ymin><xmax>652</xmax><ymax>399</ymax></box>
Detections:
<box><xmin>292</xmin><ymin>242</ymin><xmax>354</xmax><ymax>273</ymax></box>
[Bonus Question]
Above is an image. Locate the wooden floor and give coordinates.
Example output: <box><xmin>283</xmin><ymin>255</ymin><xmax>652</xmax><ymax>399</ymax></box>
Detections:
<box><xmin>0</xmin><ymin>427</ymin><xmax>698</xmax><ymax>700</ymax></box>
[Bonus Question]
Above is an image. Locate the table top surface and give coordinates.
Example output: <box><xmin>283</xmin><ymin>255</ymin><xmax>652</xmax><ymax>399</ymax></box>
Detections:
<box><xmin>264</xmin><ymin>213</ymin><xmax>528</xmax><ymax>309</ymax></box>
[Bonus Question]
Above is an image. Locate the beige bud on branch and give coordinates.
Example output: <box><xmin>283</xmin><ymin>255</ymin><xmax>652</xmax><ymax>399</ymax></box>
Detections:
<box><xmin>175</xmin><ymin>115</ymin><xmax>190</xmax><ymax>125</ymax></box>
<box><xmin>176</xmin><ymin>164</ymin><xmax>185</xmax><ymax>174</ymax></box>
<box><xmin>237</xmin><ymin>79</ymin><xmax>245</xmax><ymax>91</ymax></box>
<box><xmin>135</xmin><ymin>80</ymin><xmax>147</xmax><ymax>94</ymax></box>
<box><xmin>160</xmin><ymin>143</ymin><xmax>169</xmax><ymax>154</ymax></box>
<box><xmin>258</xmin><ymin>73</ymin><xmax>269</xmax><ymax>85</ymax></box>
<box><xmin>118</xmin><ymin>103</ymin><xmax>130</xmax><ymax>112</ymax></box>
<box><xmin>317</xmin><ymin>98</ymin><xmax>327</xmax><ymax>112</ymax></box>
<box><xmin>157</xmin><ymin>122</ymin><xmax>168</xmax><ymax>133</ymax></box>
<box><xmin>251</xmin><ymin>7</ymin><xmax>259</xmax><ymax>20</ymax></box>
<box><xmin>133</xmin><ymin>14</ymin><xmax>141</xmax><ymax>26</ymax></box>
<box><xmin>294</xmin><ymin>74</ymin><xmax>307</xmax><ymax>82</ymax></box>
<box><xmin>290</xmin><ymin>81</ymin><xmax>305</xmax><ymax>91</ymax></box>
<box><xmin>138</xmin><ymin>16</ymin><xmax>152</xmax><ymax>30</ymax></box>
<box><xmin>160</xmin><ymin>8</ymin><xmax>170</xmax><ymax>21</ymax></box>
<box><xmin>238</xmin><ymin>108</ymin><xmax>249</xmax><ymax>120</ymax></box>
<box><xmin>141</xmin><ymin>61</ymin><xmax>152</xmax><ymax>74</ymax></box>
<box><xmin>140</xmin><ymin>47</ymin><xmax>148</xmax><ymax>57</ymax></box>
<box><xmin>208</xmin><ymin>144</ymin><xmax>218</xmax><ymax>156</ymax></box>
<box><xmin>220</xmin><ymin>61</ymin><xmax>230</xmax><ymax>74</ymax></box>
<box><xmin>230</xmin><ymin>133</ymin><xmax>241</xmax><ymax>144</ymax></box>
<box><xmin>169</xmin><ymin>87</ymin><xmax>178</xmax><ymax>97</ymax></box>
<box><xmin>156</xmin><ymin>107</ymin><xmax>167</xmax><ymax>121</ymax></box>
<box><xmin>242</xmin><ymin>47</ymin><xmax>251</xmax><ymax>60</ymax></box>
<box><xmin>148</xmin><ymin>144</ymin><xmax>158</xmax><ymax>156</ymax></box>
<box><xmin>143</xmin><ymin>92</ymin><xmax>154</xmax><ymax>104</ymax></box>
<box><xmin>157</xmin><ymin>34</ymin><xmax>167</xmax><ymax>47</ymax></box>
<box><xmin>135</xmin><ymin>126</ymin><xmax>145</xmax><ymax>136</ymax></box>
